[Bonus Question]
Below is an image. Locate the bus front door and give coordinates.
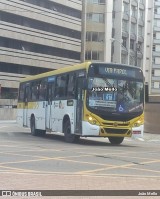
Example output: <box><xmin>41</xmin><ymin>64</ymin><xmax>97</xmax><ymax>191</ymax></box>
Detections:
<box><xmin>46</xmin><ymin>83</ymin><xmax>53</xmax><ymax>130</ymax></box>
<box><xmin>75</xmin><ymin>77</ymin><xmax>84</xmax><ymax>134</ymax></box>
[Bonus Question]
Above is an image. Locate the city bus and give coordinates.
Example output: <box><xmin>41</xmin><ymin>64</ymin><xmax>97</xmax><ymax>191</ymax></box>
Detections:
<box><xmin>17</xmin><ymin>62</ymin><xmax>144</xmax><ymax>145</ymax></box>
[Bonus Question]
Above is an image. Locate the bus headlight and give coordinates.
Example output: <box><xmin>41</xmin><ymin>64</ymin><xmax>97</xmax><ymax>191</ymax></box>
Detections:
<box><xmin>134</xmin><ymin>118</ymin><xmax>144</xmax><ymax>127</ymax></box>
<box><xmin>86</xmin><ymin>115</ymin><xmax>99</xmax><ymax>125</ymax></box>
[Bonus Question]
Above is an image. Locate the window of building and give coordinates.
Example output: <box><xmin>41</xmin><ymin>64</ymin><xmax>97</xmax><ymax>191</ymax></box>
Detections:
<box><xmin>129</xmin><ymin>56</ymin><xmax>135</xmax><ymax>66</ymax></box>
<box><xmin>86</xmin><ymin>32</ymin><xmax>104</xmax><ymax>42</ymax></box>
<box><xmin>122</xmin><ymin>20</ymin><xmax>128</xmax><ymax>32</ymax></box>
<box><xmin>154</xmin><ymin>19</ymin><xmax>157</xmax><ymax>26</ymax></box>
<box><xmin>138</xmin><ymin>26</ymin><xmax>143</xmax><ymax>36</ymax></box>
<box><xmin>92</xmin><ymin>32</ymin><xmax>99</xmax><ymax>41</ymax></box>
<box><xmin>131</xmin><ymin>23</ymin><xmax>136</xmax><ymax>34</ymax></box>
<box><xmin>131</xmin><ymin>6</ymin><xmax>136</xmax><ymax>17</ymax></box>
<box><xmin>87</xmin><ymin>13</ymin><xmax>105</xmax><ymax>23</ymax></box>
<box><xmin>153</xmin><ymin>32</ymin><xmax>156</xmax><ymax>39</ymax></box>
<box><xmin>153</xmin><ymin>44</ymin><xmax>156</xmax><ymax>51</ymax></box>
<box><xmin>154</xmin><ymin>8</ymin><xmax>158</xmax><ymax>14</ymax></box>
<box><xmin>92</xmin><ymin>51</ymin><xmax>99</xmax><ymax>60</ymax></box>
<box><xmin>86</xmin><ymin>32</ymin><xmax>92</xmax><ymax>41</ymax></box>
<box><xmin>0</xmin><ymin>37</ymin><xmax>80</xmax><ymax>60</ymax></box>
<box><xmin>87</xmin><ymin>0</ymin><xmax>105</xmax><ymax>4</ymax></box>
<box><xmin>121</xmin><ymin>54</ymin><xmax>127</xmax><ymax>64</ymax></box>
<box><xmin>20</xmin><ymin>0</ymin><xmax>81</xmax><ymax>18</ymax></box>
<box><xmin>85</xmin><ymin>51</ymin><xmax>103</xmax><ymax>60</ymax></box>
<box><xmin>152</xmin><ymin>58</ymin><xmax>155</xmax><ymax>64</ymax></box>
<box><xmin>153</xmin><ymin>82</ymin><xmax>160</xmax><ymax>89</ymax></box>
<box><xmin>85</xmin><ymin>51</ymin><xmax>91</xmax><ymax>60</ymax></box>
<box><xmin>0</xmin><ymin>11</ymin><xmax>81</xmax><ymax>40</ymax></box>
<box><xmin>130</xmin><ymin>39</ymin><xmax>135</xmax><ymax>50</ymax></box>
<box><xmin>123</xmin><ymin>2</ymin><xmax>129</xmax><ymax>13</ymax></box>
<box><xmin>154</xmin><ymin>69</ymin><xmax>160</xmax><ymax>76</ymax></box>
<box><xmin>137</xmin><ymin>58</ymin><xmax>142</xmax><ymax>68</ymax></box>
<box><xmin>122</xmin><ymin>37</ymin><xmax>127</xmax><ymax>48</ymax></box>
<box><xmin>137</xmin><ymin>41</ymin><xmax>142</xmax><ymax>52</ymax></box>
<box><xmin>139</xmin><ymin>9</ymin><xmax>144</xmax><ymax>20</ymax></box>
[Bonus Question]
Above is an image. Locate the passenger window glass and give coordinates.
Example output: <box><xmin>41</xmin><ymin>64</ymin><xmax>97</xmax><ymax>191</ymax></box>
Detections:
<box><xmin>31</xmin><ymin>81</ymin><xmax>39</xmax><ymax>101</ymax></box>
<box><xmin>55</xmin><ymin>75</ymin><xmax>67</xmax><ymax>98</ymax></box>
<box><xmin>18</xmin><ymin>84</ymin><xmax>25</xmax><ymax>102</ymax></box>
<box><xmin>39</xmin><ymin>80</ymin><xmax>47</xmax><ymax>101</ymax></box>
<box><xmin>67</xmin><ymin>73</ymin><xmax>75</xmax><ymax>98</ymax></box>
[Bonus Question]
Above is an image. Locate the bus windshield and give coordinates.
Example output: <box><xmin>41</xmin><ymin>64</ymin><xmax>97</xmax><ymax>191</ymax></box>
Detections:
<box><xmin>87</xmin><ymin>64</ymin><xmax>144</xmax><ymax>116</ymax></box>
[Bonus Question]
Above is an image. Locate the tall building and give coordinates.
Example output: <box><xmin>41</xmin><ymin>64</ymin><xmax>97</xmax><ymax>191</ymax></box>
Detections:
<box><xmin>145</xmin><ymin>0</ymin><xmax>160</xmax><ymax>95</ymax></box>
<box><xmin>82</xmin><ymin>0</ymin><xmax>112</xmax><ymax>62</ymax></box>
<box><xmin>83</xmin><ymin>0</ymin><xmax>147</xmax><ymax>73</ymax></box>
<box><xmin>0</xmin><ymin>0</ymin><xmax>82</xmax><ymax>99</ymax></box>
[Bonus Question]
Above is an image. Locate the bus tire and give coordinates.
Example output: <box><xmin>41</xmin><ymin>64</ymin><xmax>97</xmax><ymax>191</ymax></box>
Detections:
<box><xmin>64</xmin><ymin>120</ymin><xmax>80</xmax><ymax>143</ymax></box>
<box><xmin>40</xmin><ymin>130</ymin><xmax>46</xmax><ymax>136</ymax></box>
<box><xmin>108</xmin><ymin>137</ymin><xmax>124</xmax><ymax>145</ymax></box>
<box><xmin>30</xmin><ymin>116</ymin><xmax>38</xmax><ymax>136</ymax></box>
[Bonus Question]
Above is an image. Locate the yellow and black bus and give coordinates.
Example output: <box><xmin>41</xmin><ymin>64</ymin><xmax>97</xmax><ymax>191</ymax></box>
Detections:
<box><xmin>17</xmin><ymin>62</ymin><xmax>144</xmax><ymax>144</ymax></box>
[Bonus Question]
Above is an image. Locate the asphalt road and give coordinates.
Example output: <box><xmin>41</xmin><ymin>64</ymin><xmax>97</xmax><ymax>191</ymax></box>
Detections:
<box><xmin>0</xmin><ymin>121</ymin><xmax>160</xmax><ymax>198</ymax></box>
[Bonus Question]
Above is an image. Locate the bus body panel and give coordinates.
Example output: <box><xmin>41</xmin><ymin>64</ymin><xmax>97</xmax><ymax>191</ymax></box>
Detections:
<box><xmin>82</xmin><ymin>121</ymin><xmax>100</xmax><ymax>136</ymax></box>
<box><xmin>50</xmin><ymin>99</ymin><xmax>76</xmax><ymax>134</ymax></box>
<box><xmin>24</xmin><ymin>101</ymin><xmax>46</xmax><ymax>130</ymax></box>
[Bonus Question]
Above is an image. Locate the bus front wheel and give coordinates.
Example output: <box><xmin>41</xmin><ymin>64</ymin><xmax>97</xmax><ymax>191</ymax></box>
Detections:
<box><xmin>64</xmin><ymin>120</ymin><xmax>80</xmax><ymax>143</ymax></box>
<box><xmin>108</xmin><ymin>137</ymin><xmax>124</xmax><ymax>145</ymax></box>
<box><xmin>30</xmin><ymin>116</ymin><xmax>38</xmax><ymax>136</ymax></box>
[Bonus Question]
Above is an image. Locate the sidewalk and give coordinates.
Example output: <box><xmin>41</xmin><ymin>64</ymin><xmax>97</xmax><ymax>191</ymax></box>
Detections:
<box><xmin>0</xmin><ymin>120</ymin><xmax>16</xmax><ymax>124</ymax></box>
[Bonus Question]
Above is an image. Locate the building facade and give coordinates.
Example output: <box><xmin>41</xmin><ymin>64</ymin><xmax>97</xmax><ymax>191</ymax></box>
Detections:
<box><xmin>145</xmin><ymin>0</ymin><xmax>160</xmax><ymax>95</ymax></box>
<box><xmin>0</xmin><ymin>0</ymin><xmax>82</xmax><ymax>99</ymax></box>
<box><xmin>82</xmin><ymin>0</ymin><xmax>112</xmax><ymax>62</ymax></box>
<box><xmin>83</xmin><ymin>0</ymin><xmax>147</xmax><ymax>72</ymax></box>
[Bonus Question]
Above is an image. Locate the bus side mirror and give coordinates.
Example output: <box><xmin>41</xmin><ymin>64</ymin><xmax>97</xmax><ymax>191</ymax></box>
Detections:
<box><xmin>82</xmin><ymin>79</ymin><xmax>87</xmax><ymax>90</ymax></box>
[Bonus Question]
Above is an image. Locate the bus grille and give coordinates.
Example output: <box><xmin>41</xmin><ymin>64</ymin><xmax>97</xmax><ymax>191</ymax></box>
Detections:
<box><xmin>104</xmin><ymin>128</ymin><xmax>130</xmax><ymax>134</ymax></box>
<box><xmin>102</xmin><ymin>122</ymin><xmax>130</xmax><ymax>127</ymax></box>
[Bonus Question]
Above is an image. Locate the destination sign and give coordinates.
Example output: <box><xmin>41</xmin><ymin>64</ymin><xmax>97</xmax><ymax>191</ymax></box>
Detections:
<box><xmin>99</xmin><ymin>66</ymin><xmax>136</xmax><ymax>78</ymax></box>
<box><xmin>105</xmin><ymin>67</ymin><xmax>127</xmax><ymax>75</ymax></box>
<box><xmin>88</xmin><ymin>64</ymin><xmax>143</xmax><ymax>79</ymax></box>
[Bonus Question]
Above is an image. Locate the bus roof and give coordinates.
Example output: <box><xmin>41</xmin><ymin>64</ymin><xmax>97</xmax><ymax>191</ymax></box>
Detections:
<box><xmin>20</xmin><ymin>61</ymin><xmax>143</xmax><ymax>83</ymax></box>
<box><xmin>20</xmin><ymin>62</ymin><xmax>91</xmax><ymax>83</ymax></box>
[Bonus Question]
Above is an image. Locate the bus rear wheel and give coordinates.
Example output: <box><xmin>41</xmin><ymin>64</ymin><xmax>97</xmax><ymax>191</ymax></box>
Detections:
<box><xmin>64</xmin><ymin>120</ymin><xmax>80</xmax><ymax>143</ymax></box>
<box><xmin>108</xmin><ymin>137</ymin><xmax>124</xmax><ymax>145</ymax></box>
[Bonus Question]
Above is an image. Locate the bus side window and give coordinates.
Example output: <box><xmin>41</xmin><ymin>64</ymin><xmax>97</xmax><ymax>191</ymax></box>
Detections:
<box><xmin>39</xmin><ymin>80</ymin><xmax>47</xmax><ymax>101</ymax></box>
<box><xmin>67</xmin><ymin>73</ymin><xmax>75</xmax><ymax>98</ymax></box>
<box><xmin>24</xmin><ymin>84</ymin><xmax>31</xmax><ymax>103</ymax></box>
<box><xmin>18</xmin><ymin>84</ymin><xmax>25</xmax><ymax>102</ymax></box>
<box><xmin>55</xmin><ymin>75</ymin><xmax>67</xmax><ymax>98</ymax></box>
<box><xmin>31</xmin><ymin>81</ymin><xmax>39</xmax><ymax>101</ymax></box>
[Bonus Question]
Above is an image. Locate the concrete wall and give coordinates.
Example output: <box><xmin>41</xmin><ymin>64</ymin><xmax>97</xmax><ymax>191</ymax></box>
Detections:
<box><xmin>144</xmin><ymin>103</ymin><xmax>160</xmax><ymax>134</ymax></box>
<box><xmin>0</xmin><ymin>108</ymin><xmax>17</xmax><ymax>120</ymax></box>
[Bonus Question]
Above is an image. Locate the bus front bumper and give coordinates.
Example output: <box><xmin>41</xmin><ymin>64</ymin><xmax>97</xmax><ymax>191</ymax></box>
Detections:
<box><xmin>131</xmin><ymin>125</ymin><xmax>144</xmax><ymax>139</ymax></box>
